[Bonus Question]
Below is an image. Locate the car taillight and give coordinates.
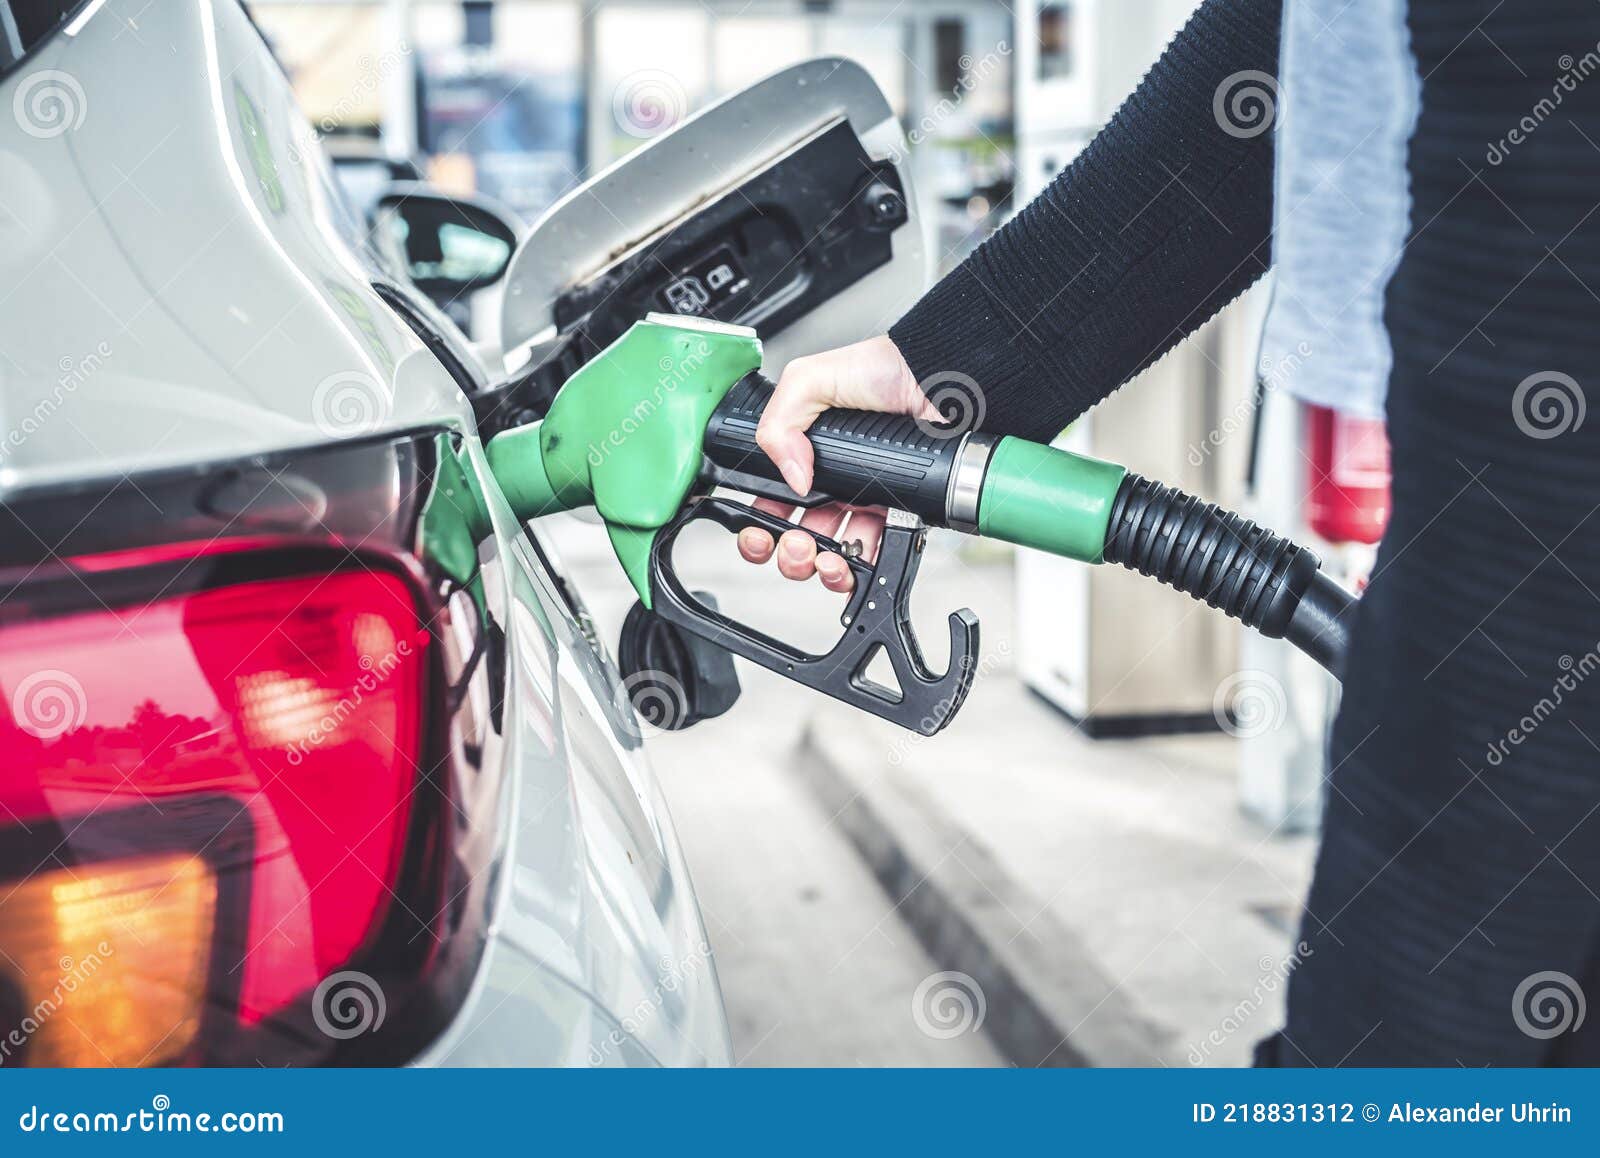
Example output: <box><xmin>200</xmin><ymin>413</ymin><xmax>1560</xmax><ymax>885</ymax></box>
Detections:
<box><xmin>0</xmin><ymin>566</ymin><xmax>429</xmax><ymax>1065</ymax></box>
<box><xmin>0</xmin><ymin>855</ymin><xmax>217</xmax><ymax>1067</ymax></box>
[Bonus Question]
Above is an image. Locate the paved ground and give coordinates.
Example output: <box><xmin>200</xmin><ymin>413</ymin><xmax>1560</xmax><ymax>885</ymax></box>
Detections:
<box><xmin>547</xmin><ymin>516</ymin><xmax>1317</xmax><ymax>1067</ymax></box>
<box><xmin>806</xmin><ymin>676</ymin><xmax>1316</xmax><ymax>1067</ymax></box>
<box><xmin>549</xmin><ymin>518</ymin><xmax>1004</xmax><ymax>1066</ymax></box>
<box><xmin>648</xmin><ymin>673</ymin><xmax>1006</xmax><ymax>1066</ymax></box>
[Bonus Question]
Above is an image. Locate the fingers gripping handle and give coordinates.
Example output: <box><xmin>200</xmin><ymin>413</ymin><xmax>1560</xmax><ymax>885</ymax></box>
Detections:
<box><xmin>703</xmin><ymin>372</ymin><xmax>962</xmax><ymax>522</ymax></box>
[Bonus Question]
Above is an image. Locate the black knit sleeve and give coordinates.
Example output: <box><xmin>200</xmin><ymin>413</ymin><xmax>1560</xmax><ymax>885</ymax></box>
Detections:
<box><xmin>889</xmin><ymin>0</ymin><xmax>1282</xmax><ymax>443</ymax></box>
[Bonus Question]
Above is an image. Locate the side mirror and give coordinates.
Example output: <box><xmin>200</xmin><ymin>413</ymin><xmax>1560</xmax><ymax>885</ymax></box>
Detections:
<box><xmin>373</xmin><ymin>184</ymin><xmax>521</xmax><ymax>299</ymax></box>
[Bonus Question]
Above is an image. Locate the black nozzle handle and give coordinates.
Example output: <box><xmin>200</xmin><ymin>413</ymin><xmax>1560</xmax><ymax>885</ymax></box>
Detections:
<box><xmin>703</xmin><ymin>372</ymin><xmax>962</xmax><ymax>522</ymax></box>
<box><xmin>1102</xmin><ymin>473</ymin><xmax>1357</xmax><ymax>676</ymax></box>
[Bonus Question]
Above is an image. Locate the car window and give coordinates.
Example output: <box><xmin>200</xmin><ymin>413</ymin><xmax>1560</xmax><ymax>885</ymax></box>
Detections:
<box><xmin>0</xmin><ymin>1</ymin><xmax>90</xmax><ymax>74</ymax></box>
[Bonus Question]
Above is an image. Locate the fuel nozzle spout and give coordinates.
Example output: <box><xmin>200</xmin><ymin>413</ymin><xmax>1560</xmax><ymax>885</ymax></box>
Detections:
<box><xmin>486</xmin><ymin>419</ymin><xmax>561</xmax><ymax>521</ymax></box>
<box><xmin>486</xmin><ymin>313</ymin><xmax>765</xmax><ymax>600</ymax></box>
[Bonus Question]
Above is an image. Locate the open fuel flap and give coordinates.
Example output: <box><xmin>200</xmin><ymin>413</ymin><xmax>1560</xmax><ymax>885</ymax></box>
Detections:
<box><xmin>492</xmin><ymin>57</ymin><xmax>928</xmax><ymax>420</ymax></box>
<box><xmin>487</xmin><ymin>58</ymin><xmax>931</xmax><ymax>732</ymax></box>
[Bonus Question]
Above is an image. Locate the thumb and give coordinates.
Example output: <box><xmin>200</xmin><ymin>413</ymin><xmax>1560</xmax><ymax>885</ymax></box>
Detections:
<box><xmin>757</xmin><ymin>369</ymin><xmax>836</xmax><ymax>496</ymax></box>
<box><xmin>755</xmin><ymin>401</ymin><xmax>821</xmax><ymax>496</ymax></box>
<box><xmin>772</xmin><ymin>427</ymin><xmax>816</xmax><ymax>497</ymax></box>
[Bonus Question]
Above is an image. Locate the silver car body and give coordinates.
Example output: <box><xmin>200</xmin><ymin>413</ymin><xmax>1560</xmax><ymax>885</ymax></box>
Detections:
<box><xmin>0</xmin><ymin>0</ymin><xmax>729</xmax><ymax>1066</ymax></box>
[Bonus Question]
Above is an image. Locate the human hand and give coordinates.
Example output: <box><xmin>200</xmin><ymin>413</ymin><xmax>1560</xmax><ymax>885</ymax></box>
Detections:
<box><xmin>736</xmin><ymin>335</ymin><xmax>939</xmax><ymax>592</ymax></box>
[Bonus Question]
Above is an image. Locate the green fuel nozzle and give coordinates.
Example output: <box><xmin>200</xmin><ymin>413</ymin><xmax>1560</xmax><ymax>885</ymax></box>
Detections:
<box><xmin>487</xmin><ymin>315</ymin><xmax>1355</xmax><ymax>735</ymax></box>
<box><xmin>487</xmin><ymin>314</ymin><xmax>764</xmax><ymax>601</ymax></box>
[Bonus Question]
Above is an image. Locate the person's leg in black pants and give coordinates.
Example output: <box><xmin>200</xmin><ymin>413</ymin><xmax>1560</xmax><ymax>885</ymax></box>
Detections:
<box><xmin>1266</xmin><ymin>0</ymin><xmax>1600</xmax><ymax>1066</ymax></box>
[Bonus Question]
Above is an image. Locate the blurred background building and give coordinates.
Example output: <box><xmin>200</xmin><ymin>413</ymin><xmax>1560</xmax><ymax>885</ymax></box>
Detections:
<box><xmin>250</xmin><ymin>0</ymin><xmax>1015</xmax><ymax>273</ymax></box>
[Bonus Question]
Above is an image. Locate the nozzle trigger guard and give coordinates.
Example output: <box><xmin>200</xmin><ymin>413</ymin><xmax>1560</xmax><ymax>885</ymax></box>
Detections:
<box><xmin>647</xmin><ymin>497</ymin><xmax>979</xmax><ymax>736</ymax></box>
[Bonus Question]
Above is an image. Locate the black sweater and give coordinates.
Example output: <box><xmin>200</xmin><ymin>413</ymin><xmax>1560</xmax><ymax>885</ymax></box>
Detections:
<box><xmin>892</xmin><ymin>0</ymin><xmax>1600</xmax><ymax>1066</ymax></box>
<box><xmin>890</xmin><ymin>0</ymin><xmax>1281</xmax><ymax>441</ymax></box>
<box><xmin>1290</xmin><ymin>0</ymin><xmax>1600</xmax><ymax>1068</ymax></box>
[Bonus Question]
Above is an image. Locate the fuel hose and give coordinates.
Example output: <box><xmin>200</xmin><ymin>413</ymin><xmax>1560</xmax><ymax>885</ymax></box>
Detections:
<box><xmin>704</xmin><ymin>372</ymin><xmax>1355</xmax><ymax>676</ymax></box>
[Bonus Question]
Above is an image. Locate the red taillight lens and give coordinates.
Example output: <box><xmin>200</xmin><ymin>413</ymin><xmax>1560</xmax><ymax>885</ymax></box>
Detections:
<box><xmin>0</xmin><ymin>567</ymin><xmax>429</xmax><ymax>1062</ymax></box>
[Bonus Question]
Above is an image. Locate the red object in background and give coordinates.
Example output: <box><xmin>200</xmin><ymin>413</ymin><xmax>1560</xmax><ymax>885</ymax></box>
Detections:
<box><xmin>1304</xmin><ymin>403</ymin><xmax>1391</xmax><ymax>545</ymax></box>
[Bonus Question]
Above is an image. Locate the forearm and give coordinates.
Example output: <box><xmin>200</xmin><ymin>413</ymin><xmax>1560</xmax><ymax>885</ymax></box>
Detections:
<box><xmin>890</xmin><ymin>0</ymin><xmax>1282</xmax><ymax>443</ymax></box>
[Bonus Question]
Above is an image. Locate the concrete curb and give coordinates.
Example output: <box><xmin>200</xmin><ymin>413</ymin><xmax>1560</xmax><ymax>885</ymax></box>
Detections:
<box><xmin>794</xmin><ymin>722</ymin><xmax>1174</xmax><ymax>1067</ymax></box>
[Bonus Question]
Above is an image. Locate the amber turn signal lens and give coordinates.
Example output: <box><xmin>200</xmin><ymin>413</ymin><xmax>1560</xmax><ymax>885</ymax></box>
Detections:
<box><xmin>0</xmin><ymin>855</ymin><xmax>216</xmax><ymax>1067</ymax></box>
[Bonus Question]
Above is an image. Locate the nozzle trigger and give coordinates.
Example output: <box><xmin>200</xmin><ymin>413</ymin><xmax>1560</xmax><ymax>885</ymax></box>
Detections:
<box><xmin>647</xmin><ymin>497</ymin><xmax>979</xmax><ymax>736</ymax></box>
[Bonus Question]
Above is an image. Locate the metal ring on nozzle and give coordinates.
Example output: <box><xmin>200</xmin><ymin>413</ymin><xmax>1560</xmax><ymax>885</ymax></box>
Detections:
<box><xmin>944</xmin><ymin>432</ymin><xmax>999</xmax><ymax>534</ymax></box>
